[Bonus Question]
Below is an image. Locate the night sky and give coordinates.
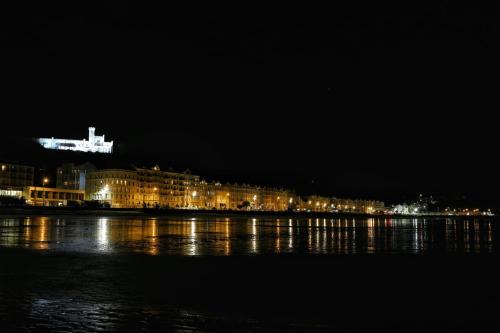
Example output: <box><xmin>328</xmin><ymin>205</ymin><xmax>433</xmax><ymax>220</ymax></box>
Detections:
<box><xmin>1</xmin><ymin>2</ymin><xmax>499</xmax><ymax>204</ymax></box>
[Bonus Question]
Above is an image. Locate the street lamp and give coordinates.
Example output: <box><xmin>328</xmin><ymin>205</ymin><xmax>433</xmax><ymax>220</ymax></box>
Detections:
<box><xmin>191</xmin><ymin>191</ymin><xmax>197</xmax><ymax>209</ymax></box>
<box><xmin>153</xmin><ymin>187</ymin><xmax>158</xmax><ymax>206</ymax></box>
<box><xmin>42</xmin><ymin>177</ymin><xmax>49</xmax><ymax>206</ymax></box>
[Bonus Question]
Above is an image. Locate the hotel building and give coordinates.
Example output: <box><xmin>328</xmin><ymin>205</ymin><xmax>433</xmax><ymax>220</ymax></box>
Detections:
<box><xmin>197</xmin><ymin>182</ymin><xmax>295</xmax><ymax>211</ymax></box>
<box><xmin>85</xmin><ymin>165</ymin><xmax>296</xmax><ymax>211</ymax></box>
<box><xmin>85</xmin><ymin>165</ymin><xmax>201</xmax><ymax>208</ymax></box>
<box><xmin>330</xmin><ymin>198</ymin><xmax>385</xmax><ymax>214</ymax></box>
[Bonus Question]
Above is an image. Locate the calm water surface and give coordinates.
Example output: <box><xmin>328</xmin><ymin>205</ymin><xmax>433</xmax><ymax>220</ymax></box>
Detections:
<box><xmin>2</xmin><ymin>215</ymin><xmax>500</xmax><ymax>332</ymax></box>
<box><xmin>0</xmin><ymin>215</ymin><xmax>496</xmax><ymax>255</ymax></box>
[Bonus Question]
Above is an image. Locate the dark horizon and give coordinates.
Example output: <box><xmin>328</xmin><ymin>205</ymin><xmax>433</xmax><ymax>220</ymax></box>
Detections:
<box><xmin>2</xmin><ymin>1</ymin><xmax>499</xmax><ymax>205</ymax></box>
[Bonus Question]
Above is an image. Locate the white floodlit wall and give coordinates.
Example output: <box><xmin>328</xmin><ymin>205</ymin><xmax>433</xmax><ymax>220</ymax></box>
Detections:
<box><xmin>37</xmin><ymin>127</ymin><xmax>113</xmax><ymax>154</ymax></box>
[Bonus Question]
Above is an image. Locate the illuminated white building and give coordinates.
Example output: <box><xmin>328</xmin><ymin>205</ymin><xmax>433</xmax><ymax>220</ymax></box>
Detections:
<box><xmin>37</xmin><ymin>127</ymin><xmax>113</xmax><ymax>153</ymax></box>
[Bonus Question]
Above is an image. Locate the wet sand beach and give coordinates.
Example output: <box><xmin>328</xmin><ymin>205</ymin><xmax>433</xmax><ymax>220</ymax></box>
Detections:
<box><xmin>1</xmin><ymin>215</ymin><xmax>499</xmax><ymax>332</ymax></box>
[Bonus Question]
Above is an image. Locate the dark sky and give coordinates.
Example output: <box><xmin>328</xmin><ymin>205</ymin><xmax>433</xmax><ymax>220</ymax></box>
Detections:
<box><xmin>1</xmin><ymin>2</ymin><xmax>499</xmax><ymax>204</ymax></box>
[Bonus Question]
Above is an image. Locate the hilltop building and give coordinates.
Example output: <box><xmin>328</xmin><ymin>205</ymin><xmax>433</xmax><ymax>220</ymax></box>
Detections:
<box><xmin>37</xmin><ymin>127</ymin><xmax>113</xmax><ymax>153</ymax></box>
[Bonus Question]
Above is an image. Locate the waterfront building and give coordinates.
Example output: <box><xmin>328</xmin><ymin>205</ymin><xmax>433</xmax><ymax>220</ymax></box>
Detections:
<box><xmin>260</xmin><ymin>187</ymin><xmax>293</xmax><ymax>211</ymax></box>
<box><xmin>330</xmin><ymin>198</ymin><xmax>385</xmax><ymax>213</ymax></box>
<box><xmin>85</xmin><ymin>169</ymin><xmax>138</xmax><ymax>208</ymax></box>
<box><xmin>85</xmin><ymin>165</ymin><xmax>201</xmax><ymax>208</ymax></box>
<box><xmin>24</xmin><ymin>186</ymin><xmax>85</xmax><ymax>206</ymax></box>
<box><xmin>0</xmin><ymin>162</ymin><xmax>34</xmax><ymax>198</ymax></box>
<box><xmin>196</xmin><ymin>182</ymin><xmax>294</xmax><ymax>211</ymax></box>
<box><xmin>301</xmin><ymin>195</ymin><xmax>332</xmax><ymax>212</ymax></box>
<box><xmin>216</xmin><ymin>183</ymin><xmax>261</xmax><ymax>210</ymax></box>
<box><xmin>135</xmin><ymin>165</ymin><xmax>201</xmax><ymax>208</ymax></box>
<box><xmin>37</xmin><ymin>127</ymin><xmax>113</xmax><ymax>153</ymax></box>
<box><xmin>85</xmin><ymin>165</ymin><xmax>296</xmax><ymax>211</ymax></box>
<box><xmin>299</xmin><ymin>196</ymin><xmax>385</xmax><ymax>213</ymax></box>
<box><xmin>197</xmin><ymin>182</ymin><xmax>233</xmax><ymax>209</ymax></box>
<box><xmin>56</xmin><ymin>162</ymin><xmax>96</xmax><ymax>190</ymax></box>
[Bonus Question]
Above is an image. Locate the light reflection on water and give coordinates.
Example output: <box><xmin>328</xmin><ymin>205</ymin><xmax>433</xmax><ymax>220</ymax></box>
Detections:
<box><xmin>0</xmin><ymin>216</ymin><xmax>497</xmax><ymax>255</ymax></box>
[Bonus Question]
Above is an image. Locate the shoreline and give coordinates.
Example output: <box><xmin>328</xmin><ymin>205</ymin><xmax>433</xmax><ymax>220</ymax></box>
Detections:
<box><xmin>0</xmin><ymin>206</ymin><xmax>496</xmax><ymax>220</ymax></box>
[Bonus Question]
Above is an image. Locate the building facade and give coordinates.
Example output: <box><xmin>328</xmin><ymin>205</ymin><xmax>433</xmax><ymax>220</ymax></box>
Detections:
<box><xmin>195</xmin><ymin>182</ymin><xmax>295</xmax><ymax>211</ymax></box>
<box><xmin>24</xmin><ymin>186</ymin><xmax>85</xmax><ymax>206</ymax></box>
<box><xmin>85</xmin><ymin>165</ymin><xmax>201</xmax><ymax>208</ymax></box>
<box><xmin>0</xmin><ymin>162</ymin><xmax>34</xmax><ymax>199</ymax></box>
<box><xmin>85</xmin><ymin>166</ymin><xmax>296</xmax><ymax>211</ymax></box>
<box><xmin>38</xmin><ymin>127</ymin><xmax>113</xmax><ymax>153</ymax></box>
<box><xmin>0</xmin><ymin>162</ymin><xmax>34</xmax><ymax>188</ymax></box>
<box><xmin>330</xmin><ymin>198</ymin><xmax>385</xmax><ymax>214</ymax></box>
<box><xmin>56</xmin><ymin>162</ymin><xmax>96</xmax><ymax>190</ymax></box>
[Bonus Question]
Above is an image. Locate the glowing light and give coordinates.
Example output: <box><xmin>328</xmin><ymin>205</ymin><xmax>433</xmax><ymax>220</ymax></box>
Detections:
<box><xmin>1</xmin><ymin>165</ymin><xmax>5</xmax><ymax>171</ymax></box>
<box><xmin>0</xmin><ymin>189</ymin><xmax>23</xmax><ymax>197</ymax></box>
<box><xmin>192</xmin><ymin>191</ymin><xmax>197</xmax><ymax>197</ymax></box>
<box><xmin>37</xmin><ymin>127</ymin><xmax>113</xmax><ymax>154</ymax></box>
<box><xmin>43</xmin><ymin>178</ymin><xmax>49</xmax><ymax>184</ymax></box>
<box><xmin>97</xmin><ymin>218</ymin><xmax>110</xmax><ymax>251</ymax></box>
